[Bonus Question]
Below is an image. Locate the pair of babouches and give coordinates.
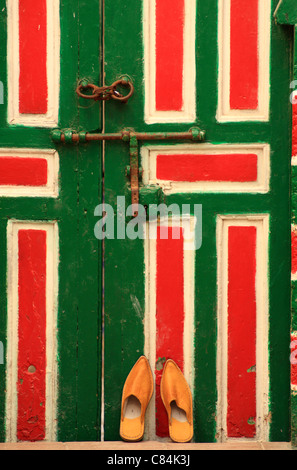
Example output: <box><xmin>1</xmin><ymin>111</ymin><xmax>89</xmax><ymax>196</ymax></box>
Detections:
<box><xmin>120</xmin><ymin>356</ymin><xmax>193</xmax><ymax>443</ymax></box>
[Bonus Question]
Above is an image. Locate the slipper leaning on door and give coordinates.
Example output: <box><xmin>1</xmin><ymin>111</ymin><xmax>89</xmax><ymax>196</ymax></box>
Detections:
<box><xmin>120</xmin><ymin>356</ymin><xmax>154</xmax><ymax>441</ymax></box>
<box><xmin>160</xmin><ymin>359</ymin><xmax>193</xmax><ymax>443</ymax></box>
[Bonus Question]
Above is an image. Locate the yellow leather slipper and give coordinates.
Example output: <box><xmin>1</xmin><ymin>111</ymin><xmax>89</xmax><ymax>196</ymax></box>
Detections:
<box><xmin>160</xmin><ymin>359</ymin><xmax>193</xmax><ymax>443</ymax></box>
<box><xmin>120</xmin><ymin>356</ymin><xmax>154</xmax><ymax>441</ymax></box>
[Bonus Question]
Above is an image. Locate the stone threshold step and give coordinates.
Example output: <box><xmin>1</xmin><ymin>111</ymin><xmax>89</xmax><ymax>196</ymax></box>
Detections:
<box><xmin>0</xmin><ymin>441</ymin><xmax>292</xmax><ymax>451</ymax></box>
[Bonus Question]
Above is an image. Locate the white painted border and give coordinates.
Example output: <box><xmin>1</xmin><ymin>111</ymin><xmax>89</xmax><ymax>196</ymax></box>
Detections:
<box><xmin>141</xmin><ymin>143</ymin><xmax>270</xmax><ymax>194</ymax></box>
<box><xmin>7</xmin><ymin>0</ymin><xmax>60</xmax><ymax>127</ymax></box>
<box><xmin>216</xmin><ymin>215</ymin><xmax>269</xmax><ymax>442</ymax></box>
<box><xmin>143</xmin><ymin>0</ymin><xmax>196</xmax><ymax>124</ymax></box>
<box><xmin>0</xmin><ymin>148</ymin><xmax>59</xmax><ymax>198</ymax></box>
<box><xmin>144</xmin><ymin>216</ymin><xmax>196</xmax><ymax>441</ymax></box>
<box><xmin>6</xmin><ymin>221</ymin><xmax>59</xmax><ymax>442</ymax></box>
<box><xmin>217</xmin><ymin>0</ymin><xmax>271</xmax><ymax>122</ymax></box>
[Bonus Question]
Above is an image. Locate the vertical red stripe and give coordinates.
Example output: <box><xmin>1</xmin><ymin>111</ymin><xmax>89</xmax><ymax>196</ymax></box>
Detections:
<box><xmin>19</xmin><ymin>0</ymin><xmax>48</xmax><ymax>114</ymax></box>
<box><xmin>155</xmin><ymin>0</ymin><xmax>184</xmax><ymax>111</ymax></box>
<box><xmin>156</xmin><ymin>226</ymin><xmax>184</xmax><ymax>437</ymax></box>
<box><xmin>227</xmin><ymin>226</ymin><xmax>257</xmax><ymax>438</ymax></box>
<box><xmin>17</xmin><ymin>230</ymin><xmax>47</xmax><ymax>441</ymax></box>
<box><xmin>292</xmin><ymin>229</ymin><xmax>297</xmax><ymax>276</ymax></box>
<box><xmin>291</xmin><ymin>335</ymin><xmax>297</xmax><ymax>388</ymax></box>
<box><xmin>230</xmin><ymin>0</ymin><xmax>259</xmax><ymax>110</ymax></box>
<box><xmin>293</xmin><ymin>101</ymin><xmax>297</xmax><ymax>157</ymax></box>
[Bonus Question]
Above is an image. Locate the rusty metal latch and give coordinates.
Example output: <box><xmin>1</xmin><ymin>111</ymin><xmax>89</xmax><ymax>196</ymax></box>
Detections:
<box><xmin>51</xmin><ymin>128</ymin><xmax>206</xmax><ymax>216</ymax></box>
<box><xmin>76</xmin><ymin>78</ymin><xmax>134</xmax><ymax>103</ymax></box>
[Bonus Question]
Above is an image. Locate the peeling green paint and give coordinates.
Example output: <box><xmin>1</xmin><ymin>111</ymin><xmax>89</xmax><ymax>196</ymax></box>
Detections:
<box><xmin>275</xmin><ymin>0</ymin><xmax>297</xmax><ymax>25</ymax></box>
<box><xmin>291</xmin><ymin>19</ymin><xmax>297</xmax><ymax>451</ymax></box>
<box><xmin>0</xmin><ymin>0</ymin><xmax>103</xmax><ymax>442</ymax></box>
<box><xmin>248</xmin><ymin>418</ymin><xmax>256</xmax><ymax>426</ymax></box>
<box><xmin>156</xmin><ymin>357</ymin><xmax>166</xmax><ymax>371</ymax></box>
<box><xmin>103</xmin><ymin>0</ymin><xmax>292</xmax><ymax>443</ymax></box>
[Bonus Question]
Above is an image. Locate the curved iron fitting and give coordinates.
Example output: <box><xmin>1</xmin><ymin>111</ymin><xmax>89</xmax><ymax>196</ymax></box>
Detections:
<box><xmin>76</xmin><ymin>79</ymin><xmax>134</xmax><ymax>103</ymax></box>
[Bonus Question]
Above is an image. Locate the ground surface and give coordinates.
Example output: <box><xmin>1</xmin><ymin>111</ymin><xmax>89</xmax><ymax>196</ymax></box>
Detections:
<box><xmin>0</xmin><ymin>441</ymin><xmax>292</xmax><ymax>450</ymax></box>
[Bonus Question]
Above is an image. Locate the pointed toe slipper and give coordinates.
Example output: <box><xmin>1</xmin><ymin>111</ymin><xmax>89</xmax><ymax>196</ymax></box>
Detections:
<box><xmin>160</xmin><ymin>359</ymin><xmax>193</xmax><ymax>443</ymax></box>
<box><xmin>120</xmin><ymin>356</ymin><xmax>154</xmax><ymax>442</ymax></box>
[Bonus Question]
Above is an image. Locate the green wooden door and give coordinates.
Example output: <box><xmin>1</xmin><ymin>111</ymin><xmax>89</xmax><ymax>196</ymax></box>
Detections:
<box><xmin>0</xmin><ymin>1</ymin><xmax>102</xmax><ymax>442</ymax></box>
<box><xmin>103</xmin><ymin>0</ymin><xmax>293</xmax><ymax>443</ymax></box>
<box><xmin>2</xmin><ymin>0</ymin><xmax>293</xmax><ymax>445</ymax></box>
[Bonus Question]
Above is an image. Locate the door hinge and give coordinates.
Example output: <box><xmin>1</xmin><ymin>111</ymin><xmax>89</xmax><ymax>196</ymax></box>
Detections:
<box><xmin>51</xmin><ymin>127</ymin><xmax>206</xmax><ymax>216</ymax></box>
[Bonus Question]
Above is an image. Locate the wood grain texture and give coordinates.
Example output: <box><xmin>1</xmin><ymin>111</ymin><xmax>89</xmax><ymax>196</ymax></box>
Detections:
<box><xmin>275</xmin><ymin>0</ymin><xmax>297</xmax><ymax>24</ymax></box>
<box><xmin>103</xmin><ymin>0</ymin><xmax>292</xmax><ymax>443</ymax></box>
<box><xmin>0</xmin><ymin>0</ymin><xmax>102</xmax><ymax>443</ymax></box>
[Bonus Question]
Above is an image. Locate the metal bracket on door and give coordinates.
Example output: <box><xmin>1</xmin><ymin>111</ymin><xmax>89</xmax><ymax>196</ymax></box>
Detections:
<box><xmin>51</xmin><ymin>127</ymin><xmax>206</xmax><ymax>216</ymax></box>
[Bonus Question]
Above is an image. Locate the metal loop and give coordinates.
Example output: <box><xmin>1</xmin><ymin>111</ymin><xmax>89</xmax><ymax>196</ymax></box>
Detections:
<box><xmin>110</xmin><ymin>80</ymin><xmax>134</xmax><ymax>103</ymax></box>
<box><xmin>76</xmin><ymin>79</ymin><xmax>134</xmax><ymax>103</ymax></box>
<box><xmin>76</xmin><ymin>83</ymin><xmax>112</xmax><ymax>101</ymax></box>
